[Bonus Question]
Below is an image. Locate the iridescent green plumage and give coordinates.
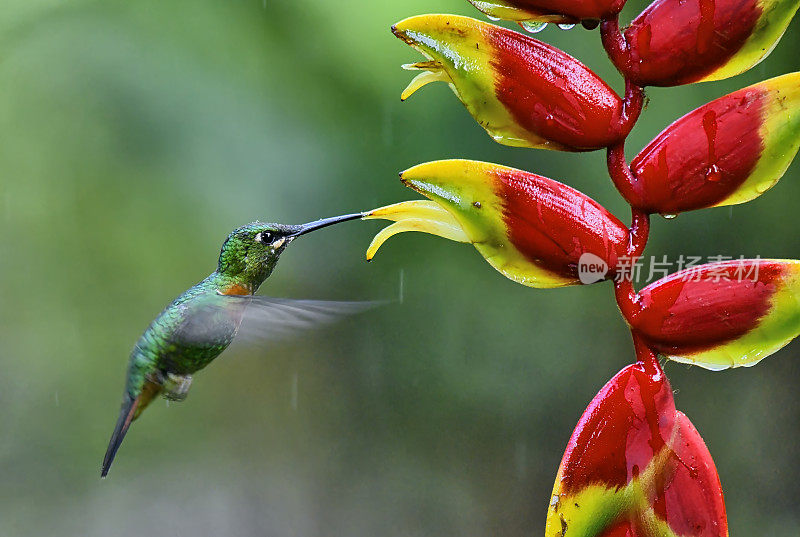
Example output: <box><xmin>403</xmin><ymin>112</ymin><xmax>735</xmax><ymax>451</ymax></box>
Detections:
<box><xmin>102</xmin><ymin>214</ymin><xmax>364</xmax><ymax>477</ymax></box>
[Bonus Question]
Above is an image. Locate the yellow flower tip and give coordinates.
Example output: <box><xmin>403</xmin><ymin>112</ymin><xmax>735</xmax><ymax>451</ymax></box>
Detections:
<box><xmin>366</xmin><ymin>221</ymin><xmax>412</xmax><ymax>261</ymax></box>
<box><xmin>365</xmin><ymin>200</ymin><xmax>461</xmax><ymax>225</ymax></box>
<box><xmin>391</xmin><ymin>15</ymin><xmax>475</xmax><ymax>103</ymax></box>
<box><xmin>399</xmin><ymin>159</ymin><xmax>484</xmax><ymax>197</ymax></box>
<box><xmin>363</xmin><ymin>200</ymin><xmax>470</xmax><ymax>260</ymax></box>
<box><xmin>363</xmin><ymin>205</ymin><xmax>394</xmax><ymax>220</ymax></box>
<box><xmin>392</xmin><ymin>14</ymin><xmax>473</xmax><ymax>37</ymax></box>
<box><xmin>397</xmin><ymin>175</ymin><xmax>424</xmax><ymax>197</ymax></box>
<box><xmin>397</xmin><ymin>43</ymin><xmax>450</xmax><ymax>102</ymax></box>
<box><xmin>400</xmin><ymin>69</ymin><xmax>450</xmax><ymax>101</ymax></box>
<box><xmin>389</xmin><ymin>18</ymin><xmax>420</xmax><ymax>44</ymax></box>
<box><xmin>390</xmin><ymin>23</ymin><xmax>403</xmax><ymax>41</ymax></box>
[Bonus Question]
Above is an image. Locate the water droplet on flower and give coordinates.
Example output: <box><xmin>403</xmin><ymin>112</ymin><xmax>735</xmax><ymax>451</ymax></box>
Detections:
<box><xmin>557</xmin><ymin>23</ymin><xmax>576</xmax><ymax>30</ymax></box>
<box><xmin>661</xmin><ymin>213</ymin><xmax>678</xmax><ymax>220</ymax></box>
<box><xmin>521</xmin><ymin>20</ymin><xmax>547</xmax><ymax>33</ymax></box>
<box><xmin>755</xmin><ymin>181</ymin><xmax>772</xmax><ymax>194</ymax></box>
<box><xmin>581</xmin><ymin>19</ymin><xmax>600</xmax><ymax>30</ymax></box>
<box><xmin>486</xmin><ymin>14</ymin><xmax>501</xmax><ymax>21</ymax></box>
<box><xmin>705</xmin><ymin>164</ymin><xmax>721</xmax><ymax>182</ymax></box>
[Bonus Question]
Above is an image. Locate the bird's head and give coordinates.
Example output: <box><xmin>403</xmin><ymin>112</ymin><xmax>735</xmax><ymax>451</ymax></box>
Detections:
<box><xmin>217</xmin><ymin>213</ymin><xmax>364</xmax><ymax>289</ymax></box>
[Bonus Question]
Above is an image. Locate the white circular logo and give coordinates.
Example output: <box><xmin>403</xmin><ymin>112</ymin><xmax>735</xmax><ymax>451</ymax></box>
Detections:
<box><xmin>578</xmin><ymin>253</ymin><xmax>609</xmax><ymax>285</ymax></box>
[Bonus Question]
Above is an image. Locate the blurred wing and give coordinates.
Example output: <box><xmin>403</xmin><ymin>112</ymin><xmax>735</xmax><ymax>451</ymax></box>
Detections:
<box><xmin>169</xmin><ymin>294</ymin><xmax>250</xmax><ymax>348</ymax></box>
<box><xmin>234</xmin><ymin>295</ymin><xmax>381</xmax><ymax>345</ymax></box>
<box><xmin>177</xmin><ymin>294</ymin><xmax>382</xmax><ymax>348</ymax></box>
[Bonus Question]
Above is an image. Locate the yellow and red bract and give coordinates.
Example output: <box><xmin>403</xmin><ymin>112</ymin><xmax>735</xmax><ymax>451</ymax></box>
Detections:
<box><xmin>393</xmin><ymin>15</ymin><xmax>636</xmax><ymax>151</ymax></box>
<box><xmin>625</xmin><ymin>259</ymin><xmax>800</xmax><ymax>370</ymax></box>
<box><xmin>467</xmin><ymin>0</ymin><xmax>626</xmax><ymax>23</ymax></box>
<box><xmin>604</xmin><ymin>0</ymin><xmax>800</xmax><ymax>87</ymax></box>
<box><xmin>365</xmin><ymin>160</ymin><xmax>629</xmax><ymax>288</ymax></box>
<box><xmin>614</xmin><ymin>72</ymin><xmax>800</xmax><ymax>215</ymax></box>
<box><xmin>547</xmin><ymin>362</ymin><xmax>728</xmax><ymax>537</ymax></box>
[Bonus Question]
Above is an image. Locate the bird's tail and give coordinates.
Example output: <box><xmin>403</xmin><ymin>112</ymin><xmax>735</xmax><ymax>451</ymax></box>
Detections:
<box><xmin>101</xmin><ymin>381</ymin><xmax>160</xmax><ymax>478</ymax></box>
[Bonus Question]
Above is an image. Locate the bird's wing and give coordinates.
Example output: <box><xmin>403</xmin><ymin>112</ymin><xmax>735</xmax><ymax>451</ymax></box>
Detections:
<box><xmin>168</xmin><ymin>294</ymin><xmax>248</xmax><ymax>349</ymax></box>
<box><xmin>175</xmin><ymin>294</ymin><xmax>381</xmax><ymax>348</ymax></box>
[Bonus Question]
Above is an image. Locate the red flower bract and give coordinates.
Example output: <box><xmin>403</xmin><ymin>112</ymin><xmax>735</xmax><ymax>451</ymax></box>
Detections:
<box><xmin>493</xmin><ymin>166</ymin><xmax>629</xmax><ymax>279</ymax></box>
<box><xmin>628</xmin><ymin>85</ymin><xmax>765</xmax><ymax>213</ymax></box>
<box><xmin>365</xmin><ymin>160</ymin><xmax>631</xmax><ymax>287</ymax></box>
<box><xmin>630</xmin><ymin>260</ymin><xmax>783</xmax><ymax>353</ymax></box>
<box><xmin>619</xmin><ymin>0</ymin><xmax>760</xmax><ymax>86</ymax></box>
<box><xmin>609</xmin><ymin>73</ymin><xmax>800</xmax><ymax>215</ymax></box>
<box><xmin>602</xmin><ymin>0</ymin><xmax>799</xmax><ymax>87</ymax></box>
<box><xmin>393</xmin><ymin>15</ymin><xmax>640</xmax><ymax>151</ymax></box>
<box><xmin>547</xmin><ymin>362</ymin><xmax>728</xmax><ymax>537</ymax></box>
<box><xmin>488</xmin><ymin>28</ymin><xmax>630</xmax><ymax>150</ymax></box>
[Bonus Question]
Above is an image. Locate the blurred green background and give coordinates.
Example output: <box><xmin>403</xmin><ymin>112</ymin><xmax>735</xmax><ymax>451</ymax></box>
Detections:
<box><xmin>1</xmin><ymin>0</ymin><xmax>798</xmax><ymax>535</ymax></box>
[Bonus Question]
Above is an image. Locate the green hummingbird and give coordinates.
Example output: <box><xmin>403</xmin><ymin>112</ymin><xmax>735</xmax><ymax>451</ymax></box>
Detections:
<box><xmin>101</xmin><ymin>213</ymin><xmax>368</xmax><ymax>477</ymax></box>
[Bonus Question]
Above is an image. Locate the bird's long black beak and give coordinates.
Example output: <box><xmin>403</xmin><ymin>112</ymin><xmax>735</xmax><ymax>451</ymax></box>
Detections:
<box><xmin>288</xmin><ymin>212</ymin><xmax>365</xmax><ymax>238</ymax></box>
<box><xmin>101</xmin><ymin>394</ymin><xmax>139</xmax><ymax>478</ymax></box>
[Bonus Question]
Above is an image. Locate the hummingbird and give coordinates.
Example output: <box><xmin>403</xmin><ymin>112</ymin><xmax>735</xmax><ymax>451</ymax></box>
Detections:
<box><xmin>101</xmin><ymin>212</ymin><xmax>369</xmax><ymax>477</ymax></box>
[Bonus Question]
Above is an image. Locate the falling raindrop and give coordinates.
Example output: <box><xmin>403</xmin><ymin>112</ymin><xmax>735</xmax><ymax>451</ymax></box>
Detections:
<box><xmin>291</xmin><ymin>371</ymin><xmax>298</xmax><ymax>411</ymax></box>
<box><xmin>399</xmin><ymin>269</ymin><xmax>405</xmax><ymax>304</ymax></box>
<box><xmin>514</xmin><ymin>440</ymin><xmax>528</xmax><ymax>478</ymax></box>
<box><xmin>521</xmin><ymin>20</ymin><xmax>547</xmax><ymax>34</ymax></box>
<box><xmin>557</xmin><ymin>23</ymin><xmax>576</xmax><ymax>30</ymax></box>
<box><xmin>661</xmin><ymin>213</ymin><xmax>678</xmax><ymax>220</ymax></box>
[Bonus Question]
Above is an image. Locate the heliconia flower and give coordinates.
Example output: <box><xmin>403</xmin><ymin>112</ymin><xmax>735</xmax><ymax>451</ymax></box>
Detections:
<box><xmin>365</xmin><ymin>159</ymin><xmax>629</xmax><ymax>288</ymax></box>
<box><xmin>466</xmin><ymin>0</ymin><xmax>626</xmax><ymax>24</ymax></box>
<box><xmin>547</xmin><ymin>361</ymin><xmax>728</xmax><ymax>537</ymax></box>
<box><xmin>393</xmin><ymin>14</ymin><xmax>637</xmax><ymax>151</ymax></box>
<box><xmin>625</xmin><ymin>259</ymin><xmax>800</xmax><ymax>370</ymax></box>
<box><xmin>603</xmin><ymin>0</ymin><xmax>800</xmax><ymax>87</ymax></box>
<box><xmin>615</xmin><ymin>72</ymin><xmax>800</xmax><ymax>215</ymax></box>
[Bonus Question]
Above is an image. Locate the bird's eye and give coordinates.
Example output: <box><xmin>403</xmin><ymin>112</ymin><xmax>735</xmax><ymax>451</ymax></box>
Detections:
<box><xmin>255</xmin><ymin>231</ymin><xmax>274</xmax><ymax>244</ymax></box>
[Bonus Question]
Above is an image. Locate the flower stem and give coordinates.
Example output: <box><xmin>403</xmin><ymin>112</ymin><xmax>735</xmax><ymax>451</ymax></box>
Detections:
<box><xmin>600</xmin><ymin>16</ymin><xmax>629</xmax><ymax>76</ymax></box>
<box><xmin>601</xmin><ymin>13</ymin><xmax>651</xmax><ymax>336</ymax></box>
<box><xmin>632</xmin><ymin>330</ymin><xmax>661</xmax><ymax>374</ymax></box>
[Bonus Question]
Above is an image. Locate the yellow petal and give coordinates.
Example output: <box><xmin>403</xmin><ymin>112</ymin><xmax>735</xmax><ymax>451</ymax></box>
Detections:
<box><xmin>366</xmin><ymin>218</ymin><xmax>469</xmax><ymax>261</ymax></box>
<box><xmin>400</xmin><ymin>69</ymin><xmax>451</xmax><ymax>101</ymax></box>
<box><xmin>365</xmin><ymin>200</ymin><xmax>455</xmax><ymax>223</ymax></box>
<box><xmin>365</xmin><ymin>200</ymin><xmax>470</xmax><ymax>260</ymax></box>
